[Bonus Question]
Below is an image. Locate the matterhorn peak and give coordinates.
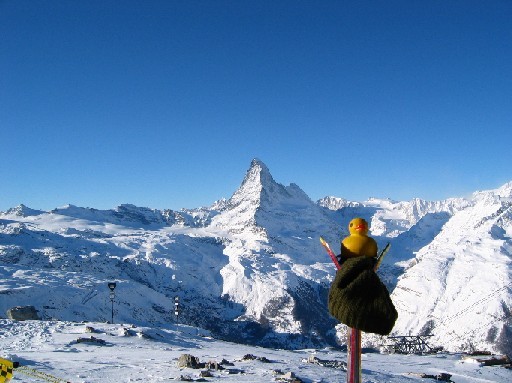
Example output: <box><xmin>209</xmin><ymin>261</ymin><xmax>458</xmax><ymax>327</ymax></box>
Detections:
<box><xmin>212</xmin><ymin>159</ymin><xmax>316</xmax><ymax>234</ymax></box>
<box><xmin>250</xmin><ymin>157</ymin><xmax>266</xmax><ymax>169</ymax></box>
<box><xmin>227</xmin><ymin>158</ymin><xmax>281</xmax><ymax>208</ymax></box>
<box><xmin>246</xmin><ymin>158</ymin><xmax>274</xmax><ymax>187</ymax></box>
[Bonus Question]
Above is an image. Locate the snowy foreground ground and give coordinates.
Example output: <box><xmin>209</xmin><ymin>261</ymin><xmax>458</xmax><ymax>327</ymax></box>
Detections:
<box><xmin>1</xmin><ymin>320</ymin><xmax>510</xmax><ymax>383</ymax></box>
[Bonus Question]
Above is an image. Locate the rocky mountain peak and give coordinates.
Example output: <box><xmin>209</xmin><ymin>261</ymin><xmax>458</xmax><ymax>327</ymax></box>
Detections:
<box><xmin>211</xmin><ymin>159</ymin><xmax>319</xmax><ymax>238</ymax></box>
<box><xmin>227</xmin><ymin>158</ymin><xmax>280</xmax><ymax>208</ymax></box>
<box><xmin>496</xmin><ymin>180</ymin><xmax>512</xmax><ymax>199</ymax></box>
<box><xmin>244</xmin><ymin>158</ymin><xmax>276</xmax><ymax>191</ymax></box>
<box><xmin>4</xmin><ymin>204</ymin><xmax>44</xmax><ymax>217</ymax></box>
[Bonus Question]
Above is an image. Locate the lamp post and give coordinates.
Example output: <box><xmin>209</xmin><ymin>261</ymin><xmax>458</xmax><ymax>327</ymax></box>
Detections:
<box><xmin>108</xmin><ymin>282</ymin><xmax>116</xmax><ymax>324</ymax></box>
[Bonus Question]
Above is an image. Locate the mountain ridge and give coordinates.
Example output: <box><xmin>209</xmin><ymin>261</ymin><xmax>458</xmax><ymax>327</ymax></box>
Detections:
<box><xmin>1</xmin><ymin>159</ymin><xmax>511</xmax><ymax>353</ymax></box>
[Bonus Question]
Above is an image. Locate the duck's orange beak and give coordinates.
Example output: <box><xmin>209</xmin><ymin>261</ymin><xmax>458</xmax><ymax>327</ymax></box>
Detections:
<box><xmin>354</xmin><ymin>224</ymin><xmax>366</xmax><ymax>231</ymax></box>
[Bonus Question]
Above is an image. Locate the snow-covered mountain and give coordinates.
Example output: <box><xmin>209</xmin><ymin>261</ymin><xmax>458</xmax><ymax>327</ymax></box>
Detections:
<box><xmin>1</xmin><ymin>159</ymin><xmax>511</xmax><ymax>355</ymax></box>
<box><xmin>389</xmin><ymin>182</ymin><xmax>512</xmax><ymax>353</ymax></box>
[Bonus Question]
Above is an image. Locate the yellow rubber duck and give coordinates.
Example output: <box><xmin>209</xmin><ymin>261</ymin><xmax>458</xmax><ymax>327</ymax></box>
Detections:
<box><xmin>340</xmin><ymin>217</ymin><xmax>377</xmax><ymax>259</ymax></box>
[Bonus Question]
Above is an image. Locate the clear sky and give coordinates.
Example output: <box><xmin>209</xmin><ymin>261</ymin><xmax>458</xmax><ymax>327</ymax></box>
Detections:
<box><xmin>1</xmin><ymin>0</ymin><xmax>511</xmax><ymax>212</ymax></box>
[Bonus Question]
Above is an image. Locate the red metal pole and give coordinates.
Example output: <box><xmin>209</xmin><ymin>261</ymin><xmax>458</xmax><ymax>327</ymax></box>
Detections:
<box><xmin>347</xmin><ymin>327</ymin><xmax>362</xmax><ymax>383</ymax></box>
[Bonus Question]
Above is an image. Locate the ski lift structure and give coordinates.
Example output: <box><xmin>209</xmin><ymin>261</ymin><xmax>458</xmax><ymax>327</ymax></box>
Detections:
<box><xmin>382</xmin><ymin>335</ymin><xmax>442</xmax><ymax>354</ymax></box>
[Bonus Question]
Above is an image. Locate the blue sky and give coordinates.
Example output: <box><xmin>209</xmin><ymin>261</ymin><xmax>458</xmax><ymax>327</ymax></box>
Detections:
<box><xmin>1</xmin><ymin>0</ymin><xmax>511</xmax><ymax>212</ymax></box>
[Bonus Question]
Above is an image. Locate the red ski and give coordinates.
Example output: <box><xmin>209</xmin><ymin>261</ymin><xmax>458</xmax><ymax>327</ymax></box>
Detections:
<box><xmin>319</xmin><ymin>237</ymin><xmax>342</xmax><ymax>270</ymax></box>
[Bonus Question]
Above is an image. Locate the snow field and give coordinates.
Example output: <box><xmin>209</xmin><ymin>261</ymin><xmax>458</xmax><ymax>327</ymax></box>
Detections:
<box><xmin>1</xmin><ymin>320</ymin><xmax>511</xmax><ymax>383</ymax></box>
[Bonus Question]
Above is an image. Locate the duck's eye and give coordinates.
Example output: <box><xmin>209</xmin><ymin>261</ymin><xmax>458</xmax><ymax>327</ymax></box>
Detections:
<box><xmin>350</xmin><ymin>223</ymin><xmax>353</xmax><ymax>227</ymax></box>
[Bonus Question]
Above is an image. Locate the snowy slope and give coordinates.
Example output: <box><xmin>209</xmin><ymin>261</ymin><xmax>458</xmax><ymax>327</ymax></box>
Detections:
<box><xmin>1</xmin><ymin>159</ymin><xmax>512</xmax><ymax>355</ymax></box>
<box><xmin>0</xmin><ymin>204</ymin><xmax>230</xmax><ymax>331</ymax></box>
<box><xmin>1</xmin><ymin>319</ymin><xmax>511</xmax><ymax>383</ymax></box>
<box><xmin>390</xmin><ymin>183</ymin><xmax>512</xmax><ymax>354</ymax></box>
